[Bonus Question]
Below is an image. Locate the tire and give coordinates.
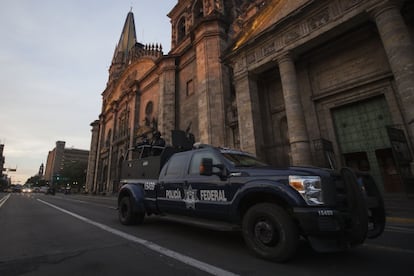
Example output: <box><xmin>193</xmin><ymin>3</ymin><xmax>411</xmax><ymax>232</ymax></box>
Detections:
<box><xmin>242</xmin><ymin>203</ymin><xmax>299</xmax><ymax>262</ymax></box>
<box><xmin>355</xmin><ymin>172</ymin><xmax>385</xmax><ymax>239</ymax></box>
<box><xmin>118</xmin><ymin>196</ymin><xmax>144</xmax><ymax>225</ymax></box>
<box><xmin>341</xmin><ymin>168</ymin><xmax>368</xmax><ymax>245</ymax></box>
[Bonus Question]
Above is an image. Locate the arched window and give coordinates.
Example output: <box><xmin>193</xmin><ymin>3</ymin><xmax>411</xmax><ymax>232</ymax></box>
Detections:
<box><xmin>145</xmin><ymin>101</ymin><xmax>154</xmax><ymax>126</ymax></box>
<box><xmin>177</xmin><ymin>16</ymin><xmax>186</xmax><ymax>42</ymax></box>
<box><xmin>106</xmin><ymin>129</ymin><xmax>112</xmax><ymax>147</ymax></box>
<box><xmin>145</xmin><ymin>101</ymin><xmax>153</xmax><ymax>116</ymax></box>
<box><xmin>193</xmin><ymin>0</ymin><xmax>203</xmax><ymax>22</ymax></box>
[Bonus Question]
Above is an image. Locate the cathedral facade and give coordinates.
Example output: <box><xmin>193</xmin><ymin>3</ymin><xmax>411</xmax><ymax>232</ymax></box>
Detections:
<box><xmin>86</xmin><ymin>0</ymin><xmax>414</xmax><ymax>195</ymax></box>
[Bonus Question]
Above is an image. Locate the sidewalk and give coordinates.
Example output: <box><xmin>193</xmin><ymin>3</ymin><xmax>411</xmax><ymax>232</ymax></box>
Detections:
<box><xmin>384</xmin><ymin>193</ymin><xmax>414</xmax><ymax>226</ymax></box>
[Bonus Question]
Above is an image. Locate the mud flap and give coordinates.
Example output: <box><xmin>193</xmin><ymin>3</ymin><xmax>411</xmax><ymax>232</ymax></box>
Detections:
<box><xmin>341</xmin><ymin>168</ymin><xmax>368</xmax><ymax>245</ymax></box>
<box><xmin>354</xmin><ymin>171</ymin><xmax>386</xmax><ymax>239</ymax></box>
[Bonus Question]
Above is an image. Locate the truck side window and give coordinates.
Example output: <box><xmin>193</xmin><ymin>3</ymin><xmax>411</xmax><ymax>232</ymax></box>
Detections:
<box><xmin>164</xmin><ymin>154</ymin><xmax>188</xmax><ymax>178</ymax></box>
<box><xmin>189</xmin><ymin>151</ymin><xmax>222</xmax><ymax>175</ymax></box>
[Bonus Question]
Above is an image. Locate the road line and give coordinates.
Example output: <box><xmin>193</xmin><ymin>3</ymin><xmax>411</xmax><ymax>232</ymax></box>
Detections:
<box><xmin>77</xmin><ymin>195</ymin><xmax>117</xmax><ymax>201</ymax></box>
<box><xmin>37</xmin><ymin>198</ymin><xmax>238</xmax><ymax>276</ymax></box>
<box><xmin>364</xmin><ymin>244</ymin><xmax>414</xmax><ymax>254</ymax></box>
<box><xmin>0</xmin><ymin>194</ymin><xmax>11</xmax><ymax>208</ymax></box>
<box><xmin>385</xmin><ymin>225</ymin><xmax>414</xmax><ymax>234</ymax></box>
<box><xmin>53</xmin><ymin>196</ymin><xmax>117</xmax><ymax>210</ymax></box>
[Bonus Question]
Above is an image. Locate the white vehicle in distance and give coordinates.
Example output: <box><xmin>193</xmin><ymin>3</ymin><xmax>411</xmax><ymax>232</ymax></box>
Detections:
<box><xmin>22</xmin><ymin>185</ymin><xmax>33</xmax><ymax>193</ymax></box>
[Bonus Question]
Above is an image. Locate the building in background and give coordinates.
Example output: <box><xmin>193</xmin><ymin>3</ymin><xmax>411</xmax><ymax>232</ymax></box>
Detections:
<box><xmin>0</xmin><ymin>144</ymin><xmax>15</xmax><ymax>187</ymax></box>
<box><xmin>45</xmin><ymin>141</ymin><xmax>89</xmax><ymax>189</ymax></box>
<box><xmin>86</xmin><ymin>0</ymin><xmax>414</xmax><ymax>195</ymax></box>
<box><xmin>0</xmin><ymin>144</ymin><xmax>4</xmax><ymax>179</ymax></box>
<box><xmin>0</xmin><ymin>144</ymin><xmax>7</xmax><ymax>188</ymax></box>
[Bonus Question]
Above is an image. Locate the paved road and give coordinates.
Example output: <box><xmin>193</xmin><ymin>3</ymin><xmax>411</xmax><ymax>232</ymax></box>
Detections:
<box><xmin>0</xmin><ymin>192</ymin><xmax>413</xmax><ymax>276</ymax></box>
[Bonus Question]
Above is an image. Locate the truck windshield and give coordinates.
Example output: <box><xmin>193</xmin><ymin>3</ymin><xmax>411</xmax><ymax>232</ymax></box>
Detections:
<box><xmin>222</xmin><ymin>152</ymin><xmax>268</xmax><ymax>167</ymax></box>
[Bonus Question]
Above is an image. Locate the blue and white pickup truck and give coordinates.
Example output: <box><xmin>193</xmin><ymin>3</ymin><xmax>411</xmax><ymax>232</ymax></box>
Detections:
<box><xmin>117</xmin><ymin>131</ymin><xmax>385</xmax><ymax>262</ymax></box>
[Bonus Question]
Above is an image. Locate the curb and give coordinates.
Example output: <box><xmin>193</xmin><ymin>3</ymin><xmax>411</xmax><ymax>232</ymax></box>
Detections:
<box><xmin>386</xmin><ymin>216</ymin><xmax>414</xmax><ymax>225</ymax></box>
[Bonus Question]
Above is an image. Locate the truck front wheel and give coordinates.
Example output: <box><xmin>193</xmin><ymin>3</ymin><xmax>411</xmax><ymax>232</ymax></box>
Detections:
<box><xmin>242</xmin><ymin>203</ymin><xmax>298</xmax><ymax>262</ymax></box>
<box><xmin>119</xmin><ymin>196</ymin><xmax>144</xmax><ymax>225</ymax></box>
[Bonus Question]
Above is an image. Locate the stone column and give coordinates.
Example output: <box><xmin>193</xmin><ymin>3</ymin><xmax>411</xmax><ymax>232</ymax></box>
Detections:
<box><xmin>194</xmin><ymin>20</ymin><xmax>227</xmax><ymax>146</ymax></box>
<box><xmin>158</xmin><ymin>57</ymin><xmax>177</xmax><ymax>144</ymax></box>
<box><xmin>107</xmin><ymin>104</ymin><xmax>118</xmax><ymax>193</ymax></box>
<box><xmin>234</xmin><ymin>71</ymin><xmax>264</xmax><ymax>157</ymax></box>
<box><xmin>128</xmin><ymin>89</ymin><xmax>138</xmax><ymax>157</ymax></box>
<box><xmin>370</xmin><ymin>1</ymin><xmax>414</xmax><ymax>145</ymax></box>
<box><xmin>278</xmin><ymin>53</ymin><xmax>312</xmax><ymax>166</ymax></box>
<box><xmin>85</xmin><ymin>120</ymin><xmax>100</xmax><ymax>193</ymax></box>
<box><xmin>93</xmin><ymin>115</ymin><xmax>105</xmax><ymax>193</ymax></box>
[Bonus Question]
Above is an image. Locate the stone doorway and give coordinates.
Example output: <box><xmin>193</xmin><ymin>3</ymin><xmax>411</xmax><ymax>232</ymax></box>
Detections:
<box><xmin>332</xmin><ymin>95</ymin><xmax>403</xmax><ymax>193</ymax></box>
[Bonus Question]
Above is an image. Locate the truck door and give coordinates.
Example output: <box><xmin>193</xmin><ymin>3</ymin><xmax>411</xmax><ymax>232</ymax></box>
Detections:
<box><xmin>157</xmin><ymin>152</ymin><xmax>189</xmax><ymax>215</ymax></box>
<box><xmin>184</xmin><ymin>150</ymin><xmax>231</xmax><ymax>220</ymax></box>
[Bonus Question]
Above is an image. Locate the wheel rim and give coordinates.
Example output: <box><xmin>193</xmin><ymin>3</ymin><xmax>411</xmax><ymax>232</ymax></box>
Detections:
<box><xmin>254</xmin><ymin>219</ymin><xmax>279</xmax><ymax>245</ymax></box>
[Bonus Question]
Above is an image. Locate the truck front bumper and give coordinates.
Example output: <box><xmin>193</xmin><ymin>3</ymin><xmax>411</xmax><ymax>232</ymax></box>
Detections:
<box><xmin>293</xmin><ymin>207</ymin><xmax>360</xmax><ymax>252</ymax></box>
<box><xmin>291</xmin><ymin>168</ymin><xmax>386</xmax><ymax>252</ymax></box>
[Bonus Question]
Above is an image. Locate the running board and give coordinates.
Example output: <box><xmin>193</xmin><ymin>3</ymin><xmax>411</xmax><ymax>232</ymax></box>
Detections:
<box><xmin>157</xmin><ymin>214</ymin><xmax>241</xmax><ymax>232</ymax></box>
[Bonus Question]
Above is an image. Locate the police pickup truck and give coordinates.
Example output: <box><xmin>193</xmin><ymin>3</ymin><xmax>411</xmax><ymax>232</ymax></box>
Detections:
<box><xmin>118</xmin><ymin>130</ymin><xmax>385</xmax><ymax>262</ymax></box>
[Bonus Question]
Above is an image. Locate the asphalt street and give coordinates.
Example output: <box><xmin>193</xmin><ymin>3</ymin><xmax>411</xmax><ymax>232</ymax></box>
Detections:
<box><xmin>0</xmin><ymin>192</ymin><xmax>413</xmax><ymax>276</ymax></box>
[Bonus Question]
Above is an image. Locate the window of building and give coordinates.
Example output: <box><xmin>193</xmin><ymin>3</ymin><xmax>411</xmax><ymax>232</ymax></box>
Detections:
<box><xmin>186</xmin><ymin>79</ymin><xmax>194</xmax><ymax>97</ymax></box>
<box><xmin>193</xmin><ymin>0</ymin><xmax>203</xmax><ymax>22</ymax></box>
<box><xmin>106</xmin><ymin>129</ymin><xmax>112</xmax><ymax>147</ymax></box>
<box><xmin>177</xmin><ymin>16</ymin><xmax>186</xmax><ymax>42</ymax></box>
<box><xmin>118</xmin><ymin>110</ymin><xmax>129</xmax><ymax>138</ymax></box>
<box><xmin>145</xmin><ymin>101</ymin><xmax>153</xmax><ymax>126</ymax></box>
<box><xmin>145</xmin><ymin>101</ymin><xmax>153</xmax><ymax>116</ymax></box>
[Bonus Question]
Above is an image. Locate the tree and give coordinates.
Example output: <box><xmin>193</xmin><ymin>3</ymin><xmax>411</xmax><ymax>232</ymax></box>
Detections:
<box><xmin>0</xmin><ymin>177</ymin><xmax>8</xmax><ymax>190</ymax></box>
<box><xmin>61</xmin><ymin>161</ymin><xmax>87</xmax><ymax>192</ymax></box>
<box><xmin>26</xmin><ymin>175</ymin><xmax>47</xmax><ymax>186</ymax></box>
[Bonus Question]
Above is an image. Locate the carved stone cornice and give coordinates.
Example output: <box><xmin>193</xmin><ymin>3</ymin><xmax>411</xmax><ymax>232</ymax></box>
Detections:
<box><xmin>366</xmin><ymin>0</ymin><xmax>403</xmax><ymax>19</ymax></box>
<box><xmin>277</xmin><ymin>52</ymin><xmax>293</xmax><ymax>65</ymax></box>
<box><xmin>230</xmin><ymin>0</ymin><xmax>373</xmax><ymax>75</ymax></box>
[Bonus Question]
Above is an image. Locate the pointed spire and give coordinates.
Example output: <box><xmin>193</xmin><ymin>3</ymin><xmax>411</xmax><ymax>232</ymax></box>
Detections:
<box><xmin>112</xmin><ymin>11</ymin><xmax>137</xmax><ymax>64</ymax></box>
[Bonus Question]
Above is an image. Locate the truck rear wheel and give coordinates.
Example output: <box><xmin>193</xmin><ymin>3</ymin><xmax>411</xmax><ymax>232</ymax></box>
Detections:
<box><xmin>242</xmin><ymin>203</ymin><xmax>298</xmax><ymax>262</ymax></box>
<box><xmin>119</xmin><ymin>196</ymin><xmax>144</xmax><ymax>225</ymax></box>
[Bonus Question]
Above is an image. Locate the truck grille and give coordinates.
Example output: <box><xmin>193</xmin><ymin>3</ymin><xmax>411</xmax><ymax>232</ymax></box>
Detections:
<box><xmin>327</xmin><ymin>172</ymin><xmax>349</xmax><ymax>212</ymax></box>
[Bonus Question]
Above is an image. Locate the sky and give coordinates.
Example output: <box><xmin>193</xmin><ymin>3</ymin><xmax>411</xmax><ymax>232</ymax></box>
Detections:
<box><xmin>0</xmin><ymin>0</ymin><xmax>177</xmax><ymax>184</ymax></box>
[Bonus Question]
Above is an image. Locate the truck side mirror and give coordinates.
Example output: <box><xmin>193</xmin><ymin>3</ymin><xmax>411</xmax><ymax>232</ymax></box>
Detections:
<box><xmin>200</xmin><ymin>158</ymin><xmax>213</xmax><ymax>176</ymax></box>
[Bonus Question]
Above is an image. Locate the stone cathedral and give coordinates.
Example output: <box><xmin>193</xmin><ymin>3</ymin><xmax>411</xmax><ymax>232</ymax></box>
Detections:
<box><xmin>86</xmin><ymin>0</ymin><xmax>414</xmax><ymax>196</ymax></box>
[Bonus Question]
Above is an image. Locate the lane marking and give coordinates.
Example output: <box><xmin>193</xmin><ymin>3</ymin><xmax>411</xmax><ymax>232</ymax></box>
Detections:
<box><xmin>364</xmin><ymin>244</ymin><xmax>414</xmax><ymax>254</ymax></box>
<box><xmin>76</xmin><ymin>195</ymin><xmax>117</xmax><ymax>201</ymax></box>
<box><xmin>51</xmin><ymin>195</ymin><xmax>117</xmax><ymax>210</ymax></box>
<box><xmin>0</xmin><ymin>194</ymin><xmax>11</xmax><ymax>208</ymax></box>
<box><xmin>385</xmin><ymin>225</ymin><xmax>414</xmax><ymax>234</ymax></box>
<box><xmin>37</xmin><ymin>198</ymin><xmax>238</xmax><ymax>276</ymax></box>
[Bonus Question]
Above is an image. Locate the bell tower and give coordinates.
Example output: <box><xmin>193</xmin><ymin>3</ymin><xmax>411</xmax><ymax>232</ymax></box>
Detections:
<box><xmin>167</xmin><ymin>0</ymin><xmax>241</xmax><ymax>146</ymax></box>
<box><xmin>108</xmin><ymin>11</ymin><xmax>137</xmax><ymax>85</ymax></box>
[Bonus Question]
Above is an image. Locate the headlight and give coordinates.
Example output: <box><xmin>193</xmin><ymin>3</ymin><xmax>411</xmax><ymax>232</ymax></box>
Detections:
<box><xmin>289</xmin><ymin>175</ymin><xmax>324</xmax><ymax>205</ymax></box>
